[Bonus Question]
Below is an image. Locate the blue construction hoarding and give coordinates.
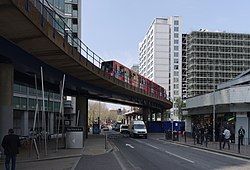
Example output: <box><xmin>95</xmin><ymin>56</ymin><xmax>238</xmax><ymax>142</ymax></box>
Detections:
<box><xmin>147</xmin><ymin>121</ymin><xmax>185</xmax><ymax>133</ymax></box>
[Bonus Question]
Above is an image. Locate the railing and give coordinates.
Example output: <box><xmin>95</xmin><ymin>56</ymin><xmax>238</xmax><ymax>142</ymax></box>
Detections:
<box><xmin>166</xmin><ymin>131</ymin><xmax>250</xmax><ymax>157</ymax></box>
<box><xmin>21</xmin><ymin>0</ymin><xmax>169</xmax><ymax>101</ymax></box>
<box><xmin>26</xmin><ymin>0</ymin><xmax>104</xmax><ymax>68</ymax></box>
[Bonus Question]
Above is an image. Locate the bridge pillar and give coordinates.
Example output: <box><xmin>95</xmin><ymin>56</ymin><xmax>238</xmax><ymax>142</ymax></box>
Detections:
<box><xmin>142</xmin><ymin>108</ymin><xmax>150</xmax><ymax>122</ymax></box>
<box><xmin>161</xmin><ymin>110</ymin><xmax>165</xmax><ymax>121</ymax></box>
<box><xmin>76</xmin><ymin>95</ymin><xmax>88</xmax><ymax>139</ymax></box>
<box><xmin>0</xmin><ymin>62</ymin><xmax>14</xmax><ymax>151</ymax></box>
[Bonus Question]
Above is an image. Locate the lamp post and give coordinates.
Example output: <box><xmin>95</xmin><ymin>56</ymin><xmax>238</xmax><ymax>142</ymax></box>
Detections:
<box><xmin>212</xmin><ymin>59</ymin><xmax>216</xmax><ymax>142</ymax></box>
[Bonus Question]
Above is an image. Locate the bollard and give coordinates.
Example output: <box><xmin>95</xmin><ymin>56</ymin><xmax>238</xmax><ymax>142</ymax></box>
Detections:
<box><xmin>238</xmin><ymin>137</ymin><xmax>240</xmax><ymax>153</ymax></box>
<box><xmin>105</xmin><ymin>133</ymin><xmax>108</xmax><ymax>149</ymax></box>
<box><xmin>219</xmin><ymin>135</ymin><xmax>222</xmax><ymax>150</ymax></box>
<box><xmin>184</xmin><ymin>131</ymin><xmax>186</xmax><ymax>143</ymax></box>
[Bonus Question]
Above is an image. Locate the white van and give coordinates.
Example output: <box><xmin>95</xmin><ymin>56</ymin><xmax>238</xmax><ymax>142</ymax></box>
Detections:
<box><xmin>129</xmin><ymin>120</ymin><xmax>147</xmax><ymax>139</ymax></box>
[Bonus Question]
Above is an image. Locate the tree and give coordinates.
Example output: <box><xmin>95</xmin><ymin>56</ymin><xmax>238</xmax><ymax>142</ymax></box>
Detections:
<box><xmin>175</xmin><ymin>97</ymin><xmax>185</xmax><ymax>120</ymax></box>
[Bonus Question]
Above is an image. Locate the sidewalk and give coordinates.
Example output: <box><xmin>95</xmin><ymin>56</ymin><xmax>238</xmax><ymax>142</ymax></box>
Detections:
<box><xmin>0</xmin><ymin>134</ymin><xmax>111</xmax><ymax>170</ymax></box>
<box><xmin>151</xmin><ymin>133</ymin><xmax>250</xmax><ymax>160</ymax></box>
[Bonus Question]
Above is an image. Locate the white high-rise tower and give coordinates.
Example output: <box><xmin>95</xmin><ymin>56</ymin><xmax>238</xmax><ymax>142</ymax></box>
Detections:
<box><xmin>139</xmin><ymin>16</ymin><xmax>182</xmax><ymax>117</ymax></box>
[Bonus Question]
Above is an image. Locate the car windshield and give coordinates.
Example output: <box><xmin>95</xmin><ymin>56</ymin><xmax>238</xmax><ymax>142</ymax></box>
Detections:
<box><xmin>134</xmin><ymin>124</ymin><xmax>145</xmax><ymax>129</ymax></box>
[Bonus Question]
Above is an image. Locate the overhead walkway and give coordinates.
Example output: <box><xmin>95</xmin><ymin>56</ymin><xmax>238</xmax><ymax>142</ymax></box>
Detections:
<box><xmin>0</xmin><ymin>0</ymin><xmax>172</xmax><ymax>110</ymax></box>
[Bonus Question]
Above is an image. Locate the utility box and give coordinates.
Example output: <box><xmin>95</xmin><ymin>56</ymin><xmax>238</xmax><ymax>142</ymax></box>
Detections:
<box><xmin>65</xmin><ymin>127</ymin><xmax>83</xmax><ymax>148</ymax></box>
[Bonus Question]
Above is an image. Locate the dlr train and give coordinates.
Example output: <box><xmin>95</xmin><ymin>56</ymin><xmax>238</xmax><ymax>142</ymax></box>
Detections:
<box><xmin>101</xmin><ymin>60</ymin><xmax>167</xmax><ymax>99</ymax></box>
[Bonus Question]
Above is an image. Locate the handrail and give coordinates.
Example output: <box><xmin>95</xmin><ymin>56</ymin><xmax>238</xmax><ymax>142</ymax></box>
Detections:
<box><xmin>27</xmin><ymin>0</ymin><xmax>104</xmax><ymax>68</ymax></box>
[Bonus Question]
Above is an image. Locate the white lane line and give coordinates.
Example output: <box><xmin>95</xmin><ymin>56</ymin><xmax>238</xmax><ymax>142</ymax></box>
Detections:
<box><xmin>165</xmin><ymin>150</ymin><xmax>195</xmax><ymax>164</ymax></box>
<box><xmin>126</xmin><ymin>144</ymin><xmax>134</xmax><ymax>149</ymax></box>
<box><xmin>134</xmin><ymin>139</ymin><xmax>159</xmax><ymax>150</ymax></box>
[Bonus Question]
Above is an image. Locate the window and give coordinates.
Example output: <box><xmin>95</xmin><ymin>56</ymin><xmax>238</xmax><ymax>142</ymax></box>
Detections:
<box><xmin>174</xmin><ymin>40</ymin><xmax>179</xmax><ymax>44</ymax></box>
<box><xmin>174</xmin><ymin>27</ymin><xmax>179</xmax><ymax>32</ymax></box>
<box><xmin>174</xmin><ymin>65</ymin><xmax>178</xmax><ymax>70</ymax></box>
<box><xmin>174</xmin><ymin>20</ymin><xmax>179</xmax><ymax>25</ymax></box>
<box><xmin>174</xmin><ymin>52</ymin><xmax>179</xmax><ymax>57</ymax></box>
<box><xmin>174</xmin><ymin>46</ymin><xmax>179</xmax><ymax>51</ymax></box>
<box><xmin>174</xmin><ymin>59</ymin><xmax>178</xmax><ymax>64</ymax></box>
<box><xmin>174</xmin><ymin>33</ymin><xmax>179</xmax><ymax>38</ymax></box>
<box><xmin>174</xmin><ymin>71</ymin><xmax>179</xmax><ymax>76</ymax></box>
<box><xmin>72</xmin><ymin>18</ymin><xmax>78</xmax><ymax>24</ymax></box>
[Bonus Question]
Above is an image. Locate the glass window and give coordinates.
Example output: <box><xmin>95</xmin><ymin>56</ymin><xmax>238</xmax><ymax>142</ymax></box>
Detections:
<box><xmin>174</xmin><ymin>52</ymin><xmax>179</xmax><ymax>57</ymax></box>
<box><xmin>174</xmin><ymin>46</ymin><xmax>179</xmax><ymax>51</ymax></box>
<box><xmin>174</xmin><ymin>20</ymin><xmax>179</xmax><ymax>25</ymax></box>
<box><xmin>72</xmin><ymin>18</ymin><xmax>78</xmax><ymax>24</ymax></box>
<box><xmin>174</xmin><ymin>59</ymin><xmax>178</xmax><ymax>64</ymax></box>
<box><xmin>20</xmin><ymin>85</ymin><xmax>27</xmax><ymax>94</ymax></box>
<box><xmin>174</xmin><ymin>40</ymin><xmax>179</xmax><ymax>44</ymax></box>
<box><xmin>174</xmin><ymin>27</ymin><xmax>179</xmax><ymax>32</ymax></box>
<box><xmin>65</xmin><ymin>4</ymin><xmax>72</xmax><ymax>14</ymax></box>
<box><xmin>20</xmin><ymin>98</ymin><xmax>27</xmax><ymax>109</ymax></box>
<box><xmin>13</xmin><ymin>96</ymin><xmax>20</xmax><ymax>109</ymax></box>
<box><xmin>14</xmin><ymin>84</ymin><xmax>20</xmax><ymax>93</ymax></box>
<box><xmin>28</xmin><ymin>99</ymin><xmax>36</xmax><ymax>110</ymax></box>
<box><xmin>174</xmin><ymin>33</ymin><xmax>179</xmax><ymax>38</ymax></box>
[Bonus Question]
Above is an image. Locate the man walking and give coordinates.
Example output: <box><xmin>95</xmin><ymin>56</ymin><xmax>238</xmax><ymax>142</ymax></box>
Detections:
<box><xmin>222</xmin><ymin>127</ymin><xmax>231</xmax><ymax>150</ymax></box>
<box><xmin>238</xmin><ymin>126</ymin><xmax>245</xmax><ymax>145</ymax></box>
<box><xmin>1</xmin><ymin>129</ymin><xmax>20</xmax><ymax>170</ymax></box>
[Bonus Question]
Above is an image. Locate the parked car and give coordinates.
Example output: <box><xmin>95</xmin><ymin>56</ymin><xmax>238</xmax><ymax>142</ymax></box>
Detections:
<box><xmin>120</xmin><ymin>124</ymin><xmax>129</xmax><ymax>134</ymax></box>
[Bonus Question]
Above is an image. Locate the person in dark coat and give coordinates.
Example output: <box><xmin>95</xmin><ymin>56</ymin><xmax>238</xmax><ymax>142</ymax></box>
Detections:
<box><xmin>1</xmin><ymin>128</ymin><xmax>20</xmax><ymax>170</ymax></box>
<box><xmin>238</xmin><ymin>126</ymin><xmax>245</xmax><ymax>145</ymax></box>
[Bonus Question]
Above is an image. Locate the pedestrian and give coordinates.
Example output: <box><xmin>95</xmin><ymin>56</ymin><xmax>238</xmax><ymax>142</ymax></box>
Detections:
<box><xmin>1</xmin><ymin>128</ymin><xmax>20</xmax><ymax>170</ymax></box>
<box><xmin>238</xmin><ymin>126</ymin><xmax>245</xmax><ymax>145</ymax></box>
<box><xmin>222</xmin><ymin>127</ymin><xmax>231</xmax><ymax>150</ymax></box>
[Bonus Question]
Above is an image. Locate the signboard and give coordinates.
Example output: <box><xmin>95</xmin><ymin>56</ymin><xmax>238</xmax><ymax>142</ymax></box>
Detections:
<box><xmin>65</xmin><ymin>127</ymin><xmax>83</xmax><ymax>132</ymax></box>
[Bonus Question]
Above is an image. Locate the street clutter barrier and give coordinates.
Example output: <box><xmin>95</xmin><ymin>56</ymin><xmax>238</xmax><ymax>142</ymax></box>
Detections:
<box><xmin>65</xmin><ymin>127</ymin><xmax>83</xmax><ymax>148</ymax></box>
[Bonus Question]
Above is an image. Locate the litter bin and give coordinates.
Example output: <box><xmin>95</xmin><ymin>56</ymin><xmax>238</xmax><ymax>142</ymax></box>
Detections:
<box><xmin>65</xmin><ymin>127</ymin><xmax>83</xmax><ymax>148</ymax></box>
<box><xmin>93</xmin><ymin>123</ymin><xmax>100</xmax><ymax>134</ymax></box>
<box><xmin>165</xmin><ymin>130</ymin><xmax>172</xmax><ymax>140</ymax></box>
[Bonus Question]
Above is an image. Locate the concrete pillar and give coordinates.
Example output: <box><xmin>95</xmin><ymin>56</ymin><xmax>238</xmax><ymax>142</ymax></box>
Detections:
<box><xmin>76</xmin><ymin>95</ymin><xmax>88</xmax><ymax>139</ymax></box>
<box><xmin>161</xmin><ymin>110</ymin><xmax>164</xmax><ymax>121</ymax></box>
<box><xmin>0</xmin><ymin>62</ymin><xmax>14</xmax><ymax>150</ymax></box>
<box><xmin>142</xmin><ymin>108</ymin><xmax>150</xmax><ymax>122</ymax></box>
<box><xmin>21</xmin><ymin>111</ymin><xmax>29</xmax><ymax>136</ymax></box>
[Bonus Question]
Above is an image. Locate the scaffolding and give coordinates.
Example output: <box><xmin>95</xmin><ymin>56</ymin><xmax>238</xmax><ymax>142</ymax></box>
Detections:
<box><xmin>187</xmin><ymin>31</ymin><xmax>250</xmax><ymax>97</ymax></box>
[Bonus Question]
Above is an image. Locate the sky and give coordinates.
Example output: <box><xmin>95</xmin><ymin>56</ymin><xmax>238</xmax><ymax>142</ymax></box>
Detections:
<box><xmin>81</xmin><ymin>0</ymin><xmax>250</xmax><ymax>109</ymax></box>
<box><xmin>81</xmin><ymin>0</ymin><xmax>250</xmax><ymax>69</ymax></box>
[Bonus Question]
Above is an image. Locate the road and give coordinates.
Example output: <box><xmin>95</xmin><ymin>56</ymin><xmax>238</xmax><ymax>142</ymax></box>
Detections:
<box><xmin>109</xmin><ymin>135</ymin><xmax>250</xmax><ymax>170</ymax></box>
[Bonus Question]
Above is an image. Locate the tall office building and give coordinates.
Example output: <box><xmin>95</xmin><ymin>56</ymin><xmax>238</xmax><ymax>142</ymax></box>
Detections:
<box><xmin>46</xmin><ymin>0</ymin><xmax>81</xmax><ymax>48</ymax></box>
<box><xmin>182</xmin><ymin>34</ymin><xmax>187</xmax><ymax>100</ymax></box>
<box><xmin>139</xmin><ymin>16</ymin><xmax>182</xmax><ymax>105</ymax></box>
<box><xmin>187</xmin><ymin>30</ymin><xmax>250</xmax><ymax>97</ymax></box>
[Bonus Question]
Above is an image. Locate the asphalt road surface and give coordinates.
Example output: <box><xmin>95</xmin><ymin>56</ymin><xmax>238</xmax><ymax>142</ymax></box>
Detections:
<box><xmin>75</xmin><ymin>134</ymin><xmax>250</xmax><ymax>170</ymax></box>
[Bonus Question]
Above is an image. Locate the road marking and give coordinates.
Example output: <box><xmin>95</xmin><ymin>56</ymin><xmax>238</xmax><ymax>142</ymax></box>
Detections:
<box><xmin>134</xmin><ymin>139</ymin><xmax>159</xmax><ymax>150</ymax></box>
<box><xmin>165</xmin><ymin>150</ymin><xmax>195</xmax><ymax>164</ymax></box>
<box><xmin>126</xmin><ymin>144</ymin><xmax>134</xmax><ymax>149</ymax></box>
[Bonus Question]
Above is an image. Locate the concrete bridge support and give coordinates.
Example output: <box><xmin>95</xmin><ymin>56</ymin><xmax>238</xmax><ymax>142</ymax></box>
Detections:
<box><xmin>76</xmin><ymin>95</ymin><xmax>88</xmax><ymax>139</ymax></box>
<box><xmin>0</xmin><ymin>62</ymin><xmax>14</xmax><ymax>151</ymax></box>
<box><xmin>142</xmin><ymin>108</ymin><xmax>150</xmax><ymax>122</ymax></box>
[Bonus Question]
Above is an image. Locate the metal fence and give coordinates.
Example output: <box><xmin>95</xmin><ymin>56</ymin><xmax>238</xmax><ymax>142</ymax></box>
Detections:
<box><xmin>166</xmin><ymin>131</ymin><xmax>250</xmax><ymax>157</ymax></box>
<box><xmin>26</xmin><ymin>0</ymin><xmax>104</xmax><ymax>68</ymax></box>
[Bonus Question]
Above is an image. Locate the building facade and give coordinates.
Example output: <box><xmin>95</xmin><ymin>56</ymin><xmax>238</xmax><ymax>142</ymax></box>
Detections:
<box><xmin>139</xmin><ymin>16</ymin><xmax>182</xmax><ymax>117</ymax></box>
<box><xmin>185</xmin><ymin>69</ymin><xmax>250</xmax><ymax>143</ymax></box>
<box><xmin>187</xmin><ymin>31</ymin><xmax>250</xmax><ymax>98</ymax></box>
<box><xmin>46</xmin><ymin>0</ymin><xmax>81</xmax><ymax>49</ymax></box>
